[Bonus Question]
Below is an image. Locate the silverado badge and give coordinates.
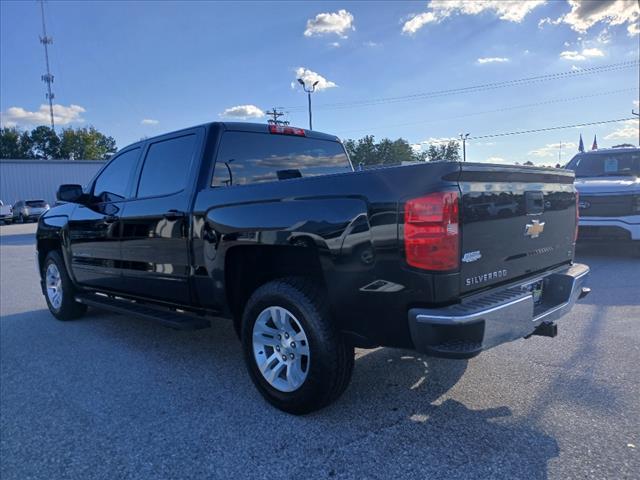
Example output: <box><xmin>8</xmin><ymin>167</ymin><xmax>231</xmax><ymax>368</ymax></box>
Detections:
<box><xmin>525</xmin><ymin>220</ymin><xmax>545</xmax><ymax>238</ymax></box>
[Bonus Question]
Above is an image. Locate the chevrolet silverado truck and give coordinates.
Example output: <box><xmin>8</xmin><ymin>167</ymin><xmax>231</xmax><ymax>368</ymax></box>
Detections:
<box><xmin>36</xmin><ymin>122</ymin><xmax>590</xmax><ymax>413</ymax></box>
<box><xmin>566</xmin><ymin>147</ymin><xmax>640</xmax><ymax>250</ymax></box>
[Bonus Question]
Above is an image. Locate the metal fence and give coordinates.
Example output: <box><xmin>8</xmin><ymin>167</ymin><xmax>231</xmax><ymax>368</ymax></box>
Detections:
<box><xmin>0</xmin><ymin>159</ymin><xmax>105</xmax><ymax>206</ymax></box>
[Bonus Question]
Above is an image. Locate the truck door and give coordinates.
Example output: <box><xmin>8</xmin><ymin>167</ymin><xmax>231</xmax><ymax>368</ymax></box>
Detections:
<box><xmin>67</xmin><ymin>147</ymin><xmax>141</xmax><ymax>291</ymax></box>
<box><xmin>118</xmin><ymin>128</ymin><xmax>203</xmax><ymax>304</ymax></box>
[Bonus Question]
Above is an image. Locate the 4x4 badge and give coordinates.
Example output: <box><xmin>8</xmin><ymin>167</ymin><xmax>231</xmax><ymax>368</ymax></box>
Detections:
<box><xmin>462</xmin><ymin>251</ymin><xmax>482</xmax><ymax>263</ymax></box>
<box><xmin>525</xmin><ymin>220</ymin><xmax>545</xmax><ymax>238</ymax></box>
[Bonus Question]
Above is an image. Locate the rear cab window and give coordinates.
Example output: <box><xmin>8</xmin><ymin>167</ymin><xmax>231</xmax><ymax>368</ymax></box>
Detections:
<box><xmin>212</xmin><ymin>131</ymin><xmax>352</xmax><ymax>187</ymax></box>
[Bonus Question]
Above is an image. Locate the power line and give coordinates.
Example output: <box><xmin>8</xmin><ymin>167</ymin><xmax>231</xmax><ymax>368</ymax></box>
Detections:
<box><xmin>468</xmin><ymin>118</ymin><xmax>636</xmax><ymax>140</ymax></box>
<box><xmin>334</xmin><ymin>88</ymin><xmax>637</xmax><ymax>136</ymax></box>
<box><xmin>284</xmin><ymin>61</ymin><xmax>638</xmax><ymax>113</ymax></box>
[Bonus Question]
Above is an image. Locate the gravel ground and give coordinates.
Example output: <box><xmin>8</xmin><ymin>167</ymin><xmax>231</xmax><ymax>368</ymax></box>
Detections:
<box><xmin>1</xmin><ymin>222</ymin><xmax>638</xmax><ymax>479</ymax></box>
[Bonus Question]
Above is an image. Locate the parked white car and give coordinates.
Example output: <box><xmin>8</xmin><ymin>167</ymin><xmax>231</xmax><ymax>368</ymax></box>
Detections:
<box><xmin>0</xmin><ymin>200</ymin><xmax>13</xmax><ymax>224</ymax></box>
<box><xmin>565</xmin><ymin>147</ymin><xmax>640</xmax><ymax>248</ymax></box>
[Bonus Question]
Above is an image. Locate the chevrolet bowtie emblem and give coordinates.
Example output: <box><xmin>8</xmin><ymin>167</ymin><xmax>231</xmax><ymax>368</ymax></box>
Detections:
<box><xmin>525</xmin><ymin>220</ymin><xmax>545</xmax><ymax>238</ymax></box>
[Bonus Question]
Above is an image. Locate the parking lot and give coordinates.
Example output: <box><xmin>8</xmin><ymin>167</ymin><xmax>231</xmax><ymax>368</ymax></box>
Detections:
<box><xmin>0</xmin><ymin>222</ymin><xmax>638</xmax><ymax>479</ymax></box>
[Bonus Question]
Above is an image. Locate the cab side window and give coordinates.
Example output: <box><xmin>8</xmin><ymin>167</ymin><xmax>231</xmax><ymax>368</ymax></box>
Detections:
<box><xmin>136</xmin><ymin>134</ymin><xmax>197</xmax><ymax>198</ymax></box>
<box><xmin>93</xmin><ymin>148</ymin><xmax>140</xmax><ymax>202</ymax></box>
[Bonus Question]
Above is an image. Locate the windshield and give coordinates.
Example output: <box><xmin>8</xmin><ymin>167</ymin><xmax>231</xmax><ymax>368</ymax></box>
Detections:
<box><xmin>26</xmin><ymin>200</ymin><xmax>47</xmax><ymax>207</ymax></box>
<box><xmin>566</xmin><ymin>151</ymin><xmax>640</xmax><ymax>178</ymax></box>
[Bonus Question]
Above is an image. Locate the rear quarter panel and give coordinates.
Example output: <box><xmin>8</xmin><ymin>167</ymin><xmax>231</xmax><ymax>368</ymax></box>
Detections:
<box><xmin>191</xmin><ymin>161</ymin><xmax>460</xmax><ymax>347</ymax></box>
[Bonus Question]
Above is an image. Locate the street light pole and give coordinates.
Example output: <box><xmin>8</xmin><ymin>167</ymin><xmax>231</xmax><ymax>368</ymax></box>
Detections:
<box><xmin>298</xmin><ymin>78</ymin><xmax>319</xmax><ymax>130</ymax></box>
<box><xmin>459</xmin><ymin>133</ymin><xmax>470</xmax><ymax>162</ymax></box>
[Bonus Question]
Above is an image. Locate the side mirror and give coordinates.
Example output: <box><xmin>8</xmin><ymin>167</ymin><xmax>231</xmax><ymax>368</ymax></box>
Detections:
<box><xmin>57</xmin><ymin>184</ymin><xmax>84</xmax><ymax>203</ymax></box>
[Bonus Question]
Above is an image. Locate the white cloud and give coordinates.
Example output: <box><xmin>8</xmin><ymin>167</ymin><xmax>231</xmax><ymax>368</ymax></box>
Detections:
<box><xmin>484</xmin><ymin>156</ymin><xmax>513</xmax><ymax>164</ymax></box>
<box><xmin>0</xmin><ymin>103</ymin><xmax>85</xmax><ymax>127</ymax></box>
<box><xmin>528</xmin><ymin>142</ymin><xmax>577</xmax><ymax>157</ymax></box>
<box><xmin>141</xmin><ymin>118</ymin><xmax>159</xmax><ymax>125</ymax></box>
<box><xmin>328</xmin><ymin>42</ymin><xmax>341</xmax><ymax>48</ymax></box>
<box><xmin>477</xmin><ymin>57</ymin><xmax>510</xmax><ymax>64</ymax></box>
<box><xmin>604</xmin><ymin>119</ymin><xmax>639</xmax><ymax>140</ymax></box>
<box><xmin>403</xmin><ymin>0</ymin><xmax>546</xmax><ymax>34</ymax></box>
<box><xmin>633</xmin><ymin>100</ymin><xmax>639</xmax><ymax>107</ymax></box>
<box><xmin>402</xmin><ymin>12</ymin><xmax>438</xmax><ymax>35</ymax></box>
<box><xmin>304</xmin><ymin>9</ymin><xmax>354</xmax><ymax>38</ymax></box>
<box><xmin>415</xmin><ymin>137</ymin><xmax>459</xmax><ymax>147</ymax></box>
<box><xmin>629</xmin><ymin>21</ymin><xmax>640</xmax><ymax>36</ymax></box>
<box><xmin>363</xmin><ymin>40</ymin><xmax>381</xmax><ymax>47</ymax></box>
<box><xmin>219</xmin><ymin>104</ymin><xmax>265</xmax><ymax>119</ymax></box>
<box><xmin>596</xmin><ymin>27</ymin><xmax>612</xmax><ymax>43</ymax></box>
<box><xmin>559</xmin><ymin>47</ymin><xmax>604</xmax><ymax>60</ymax></box>
<box><xmin>559</xmin><ymin>0</ymin><xmax>639</xmax><ymax>34</ymax></box>
<box><xmin>293</xmin><ymin>67</ymin><xmax>337</xmax><ymax>91</ymax></box>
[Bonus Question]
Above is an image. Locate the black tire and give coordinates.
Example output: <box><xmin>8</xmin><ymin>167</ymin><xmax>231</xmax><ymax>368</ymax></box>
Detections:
<box><xmin>241</xmin><ymin>278</ymin><xmax>354</xmax><ymax>414</ymax></box>
<box><xmin>43</xmin><ymin>250</ymin><xmax>87</xmax><ymax>321</ymax></box>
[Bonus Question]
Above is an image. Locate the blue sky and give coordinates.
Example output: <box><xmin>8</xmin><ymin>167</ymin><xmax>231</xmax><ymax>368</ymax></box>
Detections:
<box><xmin>1</xmin><ymin>0</ymin><xmax>638</xmax><ymax>165</ymax></box>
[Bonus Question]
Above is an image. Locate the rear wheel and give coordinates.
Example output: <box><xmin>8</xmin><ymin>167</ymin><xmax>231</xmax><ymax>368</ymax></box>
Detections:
<box><xmin>241</xmin><ymin>278</ymin><xmax>354</xmax><ymax>414</ymax></box>
<box><xmin>43</xmin><ymin>250</ymin><xmax>87</xmax><ymax>320</ymax></box>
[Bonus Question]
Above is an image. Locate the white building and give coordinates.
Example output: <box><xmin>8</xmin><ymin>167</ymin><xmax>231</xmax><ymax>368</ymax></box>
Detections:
<box><xmin>0</xmin><ymin>159</ymin><xmax>104</xmax><ymax>205</ymax></box>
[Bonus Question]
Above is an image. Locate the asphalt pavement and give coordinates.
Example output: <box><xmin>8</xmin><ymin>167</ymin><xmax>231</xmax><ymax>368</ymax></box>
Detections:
<box><xmin>1</xmin><ymin>222</ymin><xmax>638</xmax><ymax>479</ymax></box>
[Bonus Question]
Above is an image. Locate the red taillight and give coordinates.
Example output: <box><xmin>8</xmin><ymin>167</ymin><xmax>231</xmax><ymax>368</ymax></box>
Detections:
<box><xmin>404</xmin><ymin>191</ymin><xmax>460</xmax><ymax>271</ymax></box>
<box><xmin>268</xmin><ymin>124</ymin><xmax>306</xmax><ymax>136</ymax></box>
<box><xmin>574</xmin><ymin>191</ymin><xmax>579</xmax><ymax>243</ymax></box>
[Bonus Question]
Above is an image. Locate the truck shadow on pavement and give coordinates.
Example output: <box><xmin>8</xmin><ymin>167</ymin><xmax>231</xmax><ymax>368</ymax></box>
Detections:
<box><xmin>1</xmin><ymin>307</ymin><xmax>560</xmax><ymax>479</ymax></box>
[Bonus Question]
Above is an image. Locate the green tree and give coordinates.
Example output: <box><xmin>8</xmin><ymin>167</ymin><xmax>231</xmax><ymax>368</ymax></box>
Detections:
<box><xmin>388</xmin><ymin>138</ymin><xmax>415</xmax><ymax>164</ymax></box>
<box><xmin>0</xmin><ymin>127</ymin><xmax>33</xmax><ymax>159</ymax></box>
<box><xmin>344</xmin><ymin>135</ymin><xmax>426</xmax><ymax>167</ymax></box>
<box><xmin>59</xmin><ymin>126</ymin><xmax>117</xmax><ymax>160</ymax></box>
<box><xmin>29</xmin><ymin>126</ymin><xmax>61</xmax><ymax>159</ymax></box>
<box><xmin>426</xmin><ymin>140</ymin><xmax>460</xmax><ymax>161</ymax></box>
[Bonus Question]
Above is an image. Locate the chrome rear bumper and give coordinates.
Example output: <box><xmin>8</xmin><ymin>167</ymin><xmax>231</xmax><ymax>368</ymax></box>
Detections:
<box><xmin>408</xmin><ymin>263</ymin><xmax>590</xmax><ymax>358</ymax></box>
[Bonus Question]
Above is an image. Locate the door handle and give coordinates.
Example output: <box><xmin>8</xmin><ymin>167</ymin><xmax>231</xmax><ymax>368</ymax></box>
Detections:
<box><xmin>104</xmin><ymin>214</ymin><xmax>119</xmax><ymax>224</ymax></box>
<box><xmin>163</xmin><ymin>209</ymin><xmax>186</xmax><ymax>220</ymax></box>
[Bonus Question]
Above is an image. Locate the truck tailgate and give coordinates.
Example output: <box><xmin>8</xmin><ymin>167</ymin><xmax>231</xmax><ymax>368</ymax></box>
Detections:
<box><xmin>456</xmin><ymin>164</ymin><xmax>576</xmax><ymax>294</ymax></box>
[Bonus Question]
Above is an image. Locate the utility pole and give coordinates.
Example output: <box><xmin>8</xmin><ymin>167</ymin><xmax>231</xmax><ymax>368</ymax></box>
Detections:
<box><xmin>459</xmin><ymin>133</ymin><xmax>470</xmax><ymax>162</ymax></box>
<box><xmin>297</xmin><ymin>78</ymin><xmax>319</xmax><ymax>130</ymax></box>
<box><xmin>633</xmin><ymin>108</ymin><xmax>639</xmax><ymax>145</ymax></box>
<box><xmin>266</xmin><ymin>108</ymin><xmax>289</xmax><ymax>126</ymax></box>
<box><xmin>39</xmin><ymin>0</ymin><xmax>55</xmax><ymax>130</ymax></box>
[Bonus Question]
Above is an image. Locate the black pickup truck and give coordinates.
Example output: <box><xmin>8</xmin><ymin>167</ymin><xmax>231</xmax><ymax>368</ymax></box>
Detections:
<box><xmin>36</xmin><ymin>122</ymin><xmax>590</xmax><ymax>413</ymax></box>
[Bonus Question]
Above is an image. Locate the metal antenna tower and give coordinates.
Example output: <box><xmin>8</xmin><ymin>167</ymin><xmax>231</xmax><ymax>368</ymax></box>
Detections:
<box><xmin>39</xmin><ymin>0</ymin><xmax>55</xmax><ymax>130</ymax></box>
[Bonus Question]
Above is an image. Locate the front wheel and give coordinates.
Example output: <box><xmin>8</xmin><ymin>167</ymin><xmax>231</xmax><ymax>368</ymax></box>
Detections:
<box><xmin>241</xmin><ymin>278</ymin><xmax>354</xmax><ymax>414</ymax></box>
<box><xmin>43</xmin><ymin>251</ymin><xmax>87</xmax><ymax>320</ymax></box>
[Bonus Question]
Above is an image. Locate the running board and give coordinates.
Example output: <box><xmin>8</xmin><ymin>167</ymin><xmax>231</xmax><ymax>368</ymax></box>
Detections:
<box><xmin>75</xmin><ymin>293</ymin><xmax>211</xmax><ymax>330</ymax></box>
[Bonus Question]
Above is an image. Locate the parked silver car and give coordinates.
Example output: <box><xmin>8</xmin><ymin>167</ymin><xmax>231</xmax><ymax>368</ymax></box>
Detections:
<box><xmin>12</xmin><ymin>200</ymin><xmax>50</xmax><ymax>223</ymax></box>
<box><xmin>0</xmin><ymin>200</ymin><xmax>13</xmax><ymax>224</ymax></box>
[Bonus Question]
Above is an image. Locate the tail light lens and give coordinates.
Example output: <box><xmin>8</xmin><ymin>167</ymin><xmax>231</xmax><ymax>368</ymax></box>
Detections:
<box><xmin>574</xmin><ymin>191</ymin><xmax>580</xmax><ymax>243</ymax></box>
<box><xmin>404</xmin><ymin>191</ymin><xmax>460</xmax><ymax>271</ymax></box>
